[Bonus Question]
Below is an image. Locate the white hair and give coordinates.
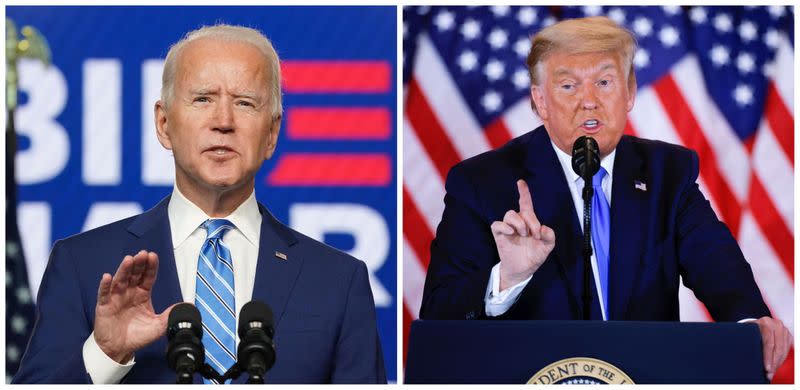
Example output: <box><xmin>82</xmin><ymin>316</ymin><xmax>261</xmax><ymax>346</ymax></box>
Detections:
<box><xmin>161</xmin><ymin>24</ymin><xmax>283</xmax><ymax>117</ymax></box>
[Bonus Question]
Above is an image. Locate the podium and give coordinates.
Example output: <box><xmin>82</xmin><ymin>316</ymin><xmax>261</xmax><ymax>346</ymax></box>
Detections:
<box><xmin>405</xmin><ymin>320</ymin><xmax>766</xmax><ymax>384</ymax></box>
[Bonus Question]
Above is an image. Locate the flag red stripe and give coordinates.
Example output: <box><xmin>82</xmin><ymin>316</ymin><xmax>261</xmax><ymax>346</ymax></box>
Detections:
<box><xmin>764</xmin><ymin>82</ymin><xmax>794</xmax><ymax>163</ymax></box>
<box><xmin>282</xmin><ymin>61</ymin><xmax>391</xmax><ymax>93</ymax></box>
<box><xmin>403</xmin><ymin>186</ymin><xmax>434</xmax><ymax>270</ymax></box>
<box><xmin>267</xmin><ymin>153</ymin><xmax>391</xmax><ymax>186</ymax></box>
<box><xmin>653</xmin><ymin>75</ymin><xmax>742</xmax><ymax>235</ymax></box>
<box><xmin>485</xmin><ymin>117</ymin><xmax>514</xmax><ymax>150</ymax></box>
<box><xmin>748</xmin><ymin>175</ymin><xmax>794</xmax><ymax>279</ymax></box>
<box><xmin>773</xmin><ymin>347</ymin><xmax>794</xmax><ymax>384</ymax></box>
<box><xmin>287</xmin><ymin>107</ymin><xmax>391</xmax><ymax>139</ymax></box>
<box><xmin>406</xmin><ymin>78</ymin><xmax>463</xmax><ymax>182</ymax></box>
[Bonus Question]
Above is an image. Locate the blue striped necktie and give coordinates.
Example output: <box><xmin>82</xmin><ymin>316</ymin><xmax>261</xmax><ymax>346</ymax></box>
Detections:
<box><xmin>196</xmin><ymin>219</ymin><xmax>236</xmax><ymax>384</ymax></box>
<box><xmin>591</xmin><ymin>167</ymin><xmax>610</xmax><ymax>320</ymax></box>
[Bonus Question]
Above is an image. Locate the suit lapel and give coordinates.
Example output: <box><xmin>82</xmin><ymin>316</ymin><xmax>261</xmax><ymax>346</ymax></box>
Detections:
<box><xmin>608</xmin><ymin>136</ymin><xmax>649</xmax><ymax>320</ymax></box>
<box><xmin>523</xmin><ymin>128</ymin><xmax>585</xmax><ymax>317</ymax></box>
<box><xmin>251</xmin><ymin>203</ymin><xmax>302</xmax><ymax>329</ymax></box>
<box><xmin>125</xmin><ymin>196</ymin><xmax>183</xmax><ymax>313</ymax></box>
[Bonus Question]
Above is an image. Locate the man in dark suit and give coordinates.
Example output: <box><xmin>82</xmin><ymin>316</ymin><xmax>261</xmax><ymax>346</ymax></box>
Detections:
<box><xmin>14</xmin><ymin>24</ymin><xmax>385</xmax><ymax>384</ymax></box>
<box><xmin>419</xmin><ymin>16</ymin><xmax>789</xmax><ymax>380</ymax></box>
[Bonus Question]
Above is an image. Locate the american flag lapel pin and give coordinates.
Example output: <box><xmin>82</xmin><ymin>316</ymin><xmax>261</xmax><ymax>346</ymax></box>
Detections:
<box><xmin>634</xmin><ymin>180</ymin><xmax>647</xmax><ymax>192</ymax></box>
<box><xmin>275</xmin><ymin>251</ymin><xmax>288</xmax><ymax>260</ymax></box>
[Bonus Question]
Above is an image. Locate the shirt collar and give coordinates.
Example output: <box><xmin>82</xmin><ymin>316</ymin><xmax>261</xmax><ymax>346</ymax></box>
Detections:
<box><xmin>551</xmin><ymin>140</ymin><xmax>617</xmax><ymax>184</ymax></box>
<box><xmin>167</xmin><ymin>186</ymin><xmax>262</xmax><ymax>249</ymax></box>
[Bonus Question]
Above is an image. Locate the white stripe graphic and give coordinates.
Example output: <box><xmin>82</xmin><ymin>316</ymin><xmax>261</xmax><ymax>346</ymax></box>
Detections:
<box><xmin>503</xmin><ymin>97</ymin><xmax>543</xmax><ymax>138</ymax></box>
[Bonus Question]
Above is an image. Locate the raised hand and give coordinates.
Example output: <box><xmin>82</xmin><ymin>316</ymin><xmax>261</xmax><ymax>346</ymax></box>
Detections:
<box><xmin>93</xmin><ymin>250</ymin><xmax>177</xmax><ymax>363</ymax></box>
<box><xmin>490</xmin><ymin>180</ymin><xmax>556</xmax><ymax>290</ymax></box>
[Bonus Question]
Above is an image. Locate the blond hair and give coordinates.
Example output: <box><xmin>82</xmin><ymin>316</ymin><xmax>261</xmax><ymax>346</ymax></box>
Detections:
<box><xmin>161</xmin><ymin>24</ymin><xmax>283</xmax><ymax>117</ymax></box>
<box><xmin>526</xmin><ymin>16</ymin><xmax>636</xmax><ymax>111</ymax></box>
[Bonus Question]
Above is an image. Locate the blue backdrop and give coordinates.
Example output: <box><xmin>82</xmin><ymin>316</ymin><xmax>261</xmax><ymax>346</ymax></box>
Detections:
<box><xmin>7</xmin><ymin>6</ymin><xmax>397</xmax><ymax>381</ymax></box>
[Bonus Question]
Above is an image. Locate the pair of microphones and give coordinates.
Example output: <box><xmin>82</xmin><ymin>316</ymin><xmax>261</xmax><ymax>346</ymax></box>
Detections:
<box><xmin>166</xmin><ymin>300</ymin><xmax>276</xmax><ymax>384</ymax></box>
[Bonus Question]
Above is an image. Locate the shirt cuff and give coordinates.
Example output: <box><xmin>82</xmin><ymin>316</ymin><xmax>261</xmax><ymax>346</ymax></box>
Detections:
<box><xmin>82</xmin><ymin>331</ymin><xmax>135</xmax><ymax>384</ymax></box>
<box><xmin>484</xmin><ymin>263</ymin><xmax>533</xmax><ymax>317</ymax></box>
<box><xmin>737</xmin><ymin>318</ymin><xmax>758</xmax><ymax>323</ymax></box>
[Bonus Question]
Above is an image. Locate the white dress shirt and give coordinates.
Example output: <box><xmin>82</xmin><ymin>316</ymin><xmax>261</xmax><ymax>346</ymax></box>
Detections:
<box><xmin>82</xmin><ymin>186</ymin><xmax>262</xmax><ymax>383</ymax></box>
<box><xmin>485</xmin><ymin>141</ymin><xmax>615</xmax><ymax>319</ymax></box>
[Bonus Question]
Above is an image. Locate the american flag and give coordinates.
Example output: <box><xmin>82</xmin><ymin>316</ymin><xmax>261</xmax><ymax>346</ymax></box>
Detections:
<box><xmin>402</xmin><ymin>6</ymin><xmax>793</xmax><ymax>383</ymax></box>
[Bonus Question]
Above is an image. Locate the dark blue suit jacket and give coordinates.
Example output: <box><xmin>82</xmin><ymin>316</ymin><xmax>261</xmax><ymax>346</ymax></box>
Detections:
<box><xmin>420</xmin><ymin>126</ymin><xmax>769</xmax><ymax>322</ymax></box>
<box><xmin>14</xmin><ymin>197</ymin><xmax>386</xmax><ymax>384</ymax></box>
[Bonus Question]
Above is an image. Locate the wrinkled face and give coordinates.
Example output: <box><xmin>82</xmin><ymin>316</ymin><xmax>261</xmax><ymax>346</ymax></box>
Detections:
<box><xmin>155</xmin><ymin>38</ymin><xmax>280</xmax><ymax>195</ymax></box>
<box><xmin>530</xmin><ymin>51</ymin><xmax>635</xmax><ymax>158</ymax></box>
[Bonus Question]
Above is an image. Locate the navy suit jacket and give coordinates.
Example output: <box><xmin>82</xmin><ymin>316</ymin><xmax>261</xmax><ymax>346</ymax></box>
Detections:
<box><xmin>420</xmin><ymin>126</ymin><xmax>769</xmax><ymax>322</ymax></box>
<box><xmin>14</xmin><ymin>196</ymin><xmax>386</xmax><ymax>384</ymax></box>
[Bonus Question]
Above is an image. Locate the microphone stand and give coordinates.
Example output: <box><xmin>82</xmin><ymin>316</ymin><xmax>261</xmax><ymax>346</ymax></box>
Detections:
<box><xmin>581</xmin><ymin>179</ymin><xmax>593</xmax><ymax>321</ymax></box>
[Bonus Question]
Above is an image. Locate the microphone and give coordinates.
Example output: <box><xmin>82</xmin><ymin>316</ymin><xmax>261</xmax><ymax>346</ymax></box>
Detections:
<box><xmin>166</xmin><ymin>303</ymin><xmax>205</xmax><ymax>384</ymax></box>
<box><xmin>571</xmin><ymin>135</ymin><xmax>600</xmax><ymax>191</ymax></box>
<box><xmin>237</xmin><ymin>300</ymin><xmax>276</xmax><ymax>384</ymax></box>
<box><xmin>571</xmin><ymin>136</ymin><xmax>600</xmax><ymax>321</ymax></box>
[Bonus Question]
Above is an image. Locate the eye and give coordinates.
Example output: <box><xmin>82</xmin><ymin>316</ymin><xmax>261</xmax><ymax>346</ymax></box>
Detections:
<box><xmin>598</xmin><ymin>79</ymin><xmax>610</xmax><ymax>87</ymax></box>
<box><xmin>561</xmin><ymin>83</ymin><xmax>574</xmax><ymax>91</ymax></box>
<box><xmin>193</xmin><ymin>96</ymin><xmax>210</xmax><ymax>103</ymax></box>
<box><xmin>236</xmin><ymin>100</ymin><xmax>255</xmax><ymax>107</ymax></box>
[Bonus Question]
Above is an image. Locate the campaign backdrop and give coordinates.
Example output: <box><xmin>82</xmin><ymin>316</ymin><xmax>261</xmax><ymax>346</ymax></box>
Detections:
<box><xmin>6</xmin><ymin>6</ymin><xmax>397</xmax><ymax>382</ymax></box>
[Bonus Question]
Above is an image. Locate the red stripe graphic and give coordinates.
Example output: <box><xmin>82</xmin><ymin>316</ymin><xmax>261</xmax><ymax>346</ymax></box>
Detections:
<box><xmin>764</xmin><ymin>82</ymin><xmax>794</xmax><ymax>163</ymax></box>
<box><xmin>406</xmin><ymin>78</ymin><xmax>463</xmax><ymax>182</ymax></box>
<box><xmin>485</xmin><ymin>117</ymin><xmax>513</xmax><ymax>150</ymax></box>
<box><xmin>267</xmin><ymin>153</ymin><xmax>391</xmax><ymax>186</ymax></box>
<box><xmin>288</xmin><ymin>107</ymin><xmax>391</xmax><ymax>140</ymax></box>
<box><xmin>653</xmin><ymin>75</ymin><xmax>742</xmax><ymax>235</ymax></box>
<box><xmin>282</xmin><ymin>61</ymin><xmax>391</xmax><ymax>93</ymax></box>
<box><xmin>749</xmin><ymin>175</ymin><xmax>794</xmax><ymax>279</ymax></box>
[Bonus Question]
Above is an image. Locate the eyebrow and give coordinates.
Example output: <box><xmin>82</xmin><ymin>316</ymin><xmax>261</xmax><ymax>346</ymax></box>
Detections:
<box><xmin>189</xmin><ymin>89</ymin><xmax>261</xmax><ymax>100</ymax></box>
<box><xmin>553</xmin><ymin>62</ymin><xmax>618</xmax><ymax>78</ymax></box>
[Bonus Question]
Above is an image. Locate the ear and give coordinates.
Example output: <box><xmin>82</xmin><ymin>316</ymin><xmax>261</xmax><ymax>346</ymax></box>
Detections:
<box><xmin>264</xmin><ymin>115</ymin><xmax>282</xmax><ymax>160</ymax></box>
<box><xmin>626</xmin><ymin>78</ymin><xmax>637</xmax><ymax>112</ymax></box>
<box><xmin>530</xmin><ymin>85</ymin><xmax>548</xmax><ymax>120</ymax></box>
<box><xmin>154</xmin><ymin>101</ymin><xmax>173</xmax><ymax>150</ymax></box>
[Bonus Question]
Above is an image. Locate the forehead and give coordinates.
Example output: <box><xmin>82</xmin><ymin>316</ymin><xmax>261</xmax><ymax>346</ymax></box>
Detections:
<box><xmin>176</xmin><ymin>38</ymin><xmax>270</xmax><ymax>85</ymax></box>
<box><xmin>543</xmin><ymin>51</ymin><xmax>623</xmax><ymax>77</ymax></box>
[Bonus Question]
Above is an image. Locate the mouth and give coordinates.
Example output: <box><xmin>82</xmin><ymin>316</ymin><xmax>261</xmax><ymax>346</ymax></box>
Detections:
<box><xmin>204</xmin><ymin>145</ymin><xmax>236</xmax><ymax>160</ymax></box>
<box><xmin>580</xmin><ymin>119</ymin><xmax>602</xmax><ymax>134</ymax></box>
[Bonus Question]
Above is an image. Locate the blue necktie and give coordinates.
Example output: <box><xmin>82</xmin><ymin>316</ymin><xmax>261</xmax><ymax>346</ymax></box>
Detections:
<box><xmin>196</xmin><ymin>219</ymin><xmax>236</xmax><ymax>383</ymax></box>
<box><xmin>591</xmin><ymin>167</ymin><xmax>610</xmax><ymax>320</ymax></box>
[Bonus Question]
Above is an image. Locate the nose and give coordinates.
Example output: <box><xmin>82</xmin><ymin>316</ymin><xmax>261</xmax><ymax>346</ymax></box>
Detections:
<box><xmin>579</xmin><ymin>84</ymin><xmax>598</xmax><ymax>110</ymax></box>
<box><xmin>212</xmin><ymin>100</ymin><xmax>235</xmax><ymax>133</ymax></box>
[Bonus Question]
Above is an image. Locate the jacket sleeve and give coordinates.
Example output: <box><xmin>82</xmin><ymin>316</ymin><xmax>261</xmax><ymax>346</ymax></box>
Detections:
<box><xmin>419</xmin><ymin>164</ymin><xmax>498</xmax><ymax>320</ymax></box>
<box><xmin>676</xmin><ymin>151</ymin><xmax>771</xmax><ymax>321</ymax></box>
<box><xmin>330</xmin><ymin>260</ymin><xmax>386</xmax><ymax>383</ymax></box>
<box><xmin>12</xmin><ymin>239</ymin><xmax>94</xmax><ymax>384</ymax></box>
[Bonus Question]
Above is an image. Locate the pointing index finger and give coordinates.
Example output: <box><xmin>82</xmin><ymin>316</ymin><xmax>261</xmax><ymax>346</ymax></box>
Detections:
<box><xmin>517</xmin><ymin>179</ymin><xmax>535</xmax><ymax>214</ymax></box>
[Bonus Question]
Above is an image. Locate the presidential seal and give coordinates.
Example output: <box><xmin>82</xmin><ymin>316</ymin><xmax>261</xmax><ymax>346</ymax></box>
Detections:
<box><xmin>528</xmin><ymin>357</ymin><xmax>634</xmax><ymax>384</ymax></box>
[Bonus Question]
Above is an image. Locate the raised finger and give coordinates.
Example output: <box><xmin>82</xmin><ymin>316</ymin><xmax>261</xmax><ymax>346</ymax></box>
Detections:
<box><xmin>503</xmin><ymin>210</ymin><xmax>528</xmax><ymax>236</ymax></box>
<box><xmin>110</xmin><ymin>255</ymin><xmax>134</xmax><ymax>293</ymax></box>
<box><xmin>517</xmin><ymin>180</ymin><xmax>534</xmax><ymax>214</ymax></box>
<box><xmin>96</xmin><ymin>273</ymin><xmax>113</xmax><ymax>305</ymax></box>
<box><xmin>140</xmin><ymin>251</ymin><xmax>160</xmax><ymax>291</ymax></box>
<box><xmin>130</xmin><ymin>250</ymin><xmax>148</xmax><ymax>286</ymax></box>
